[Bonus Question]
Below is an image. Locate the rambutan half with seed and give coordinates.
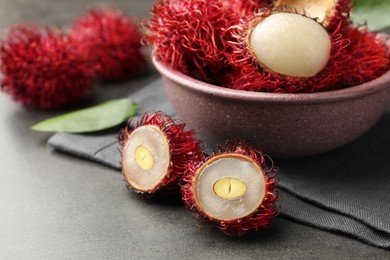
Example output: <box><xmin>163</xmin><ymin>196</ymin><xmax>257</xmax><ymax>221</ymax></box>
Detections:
<box><xmin>0</xmin><ymin>24</ymin><xmax>95</xmax><ymax>109</ymax></box>
<box><xmin>181</xmin><ymin>143</ymin><xmax>278</xmax><ymax>235</ymax></box>
<box><xmin>118</xmin><ymin>112</ymin><xmax>203</xmax><ymax>197</ymax></box>
<box><xmin>70</xmin><ymin>7</ymin><xmax>145</xmax><ymax>82</ymax></box>
<box><xmin>144</xmin><ymin>0</ymin><xmax>243</xmax><ymax>84</ymax></box>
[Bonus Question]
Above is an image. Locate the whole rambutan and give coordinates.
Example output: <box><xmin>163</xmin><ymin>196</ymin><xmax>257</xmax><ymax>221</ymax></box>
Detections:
<box><xmin>0</xmin><ymin>24</ymin><xmax>95</xmax><ymax>109</ymax></box>
<box><xmin>144</xmin><ymin>0</ymin><xmax>243</xmax><ymax>84</ymax></box>
<box><xmin>118</xmin><ymin>112</ymin><xmax>203</xmax><ymax>197</ymax></box>
<box><xmin>70</xmin><ymin>7</ymin><xmax>145</xmax><ymax>82</ymax></box>
<box><xmin>181</xmin><ymin>143</ymin><xmax>279</xmax><ymax>235</ymax></box>
<box><xmin>337</xmin><ymin>26</ymin><xmax>390</xmax><ymax>87</ymax></box>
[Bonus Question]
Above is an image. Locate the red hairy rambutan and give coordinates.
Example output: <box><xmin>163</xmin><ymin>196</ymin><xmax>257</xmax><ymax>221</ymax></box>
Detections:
<box><xmin>0</xmin><ymin>24</ymin><xmax>95</xmax><ymax>109</ymax></box>
<box><xmin>337</xmin><ymin>26</ymin><xmax>390</xmax><ymax>87</ymax></box>
<box><xmin>70</xmin><ymin>7</ymin><xmax>145</xmax><ymax>82</ymax></box>
<box><xmin>144</xmin><ymin>0</ymin><xmax>243</xmax><ymax>84</ymax></box>
<box><xmin>181</xmin><ymin>143</ymin><xmax>279</xmax><ymax>235</ymax></box>
<box><xmin>118</xmin><ymin>112</ymin><xmax>203</xmax><ymax>197</ymax></box>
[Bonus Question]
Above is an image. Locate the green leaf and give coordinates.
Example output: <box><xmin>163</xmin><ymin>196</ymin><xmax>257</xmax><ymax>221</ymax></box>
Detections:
<box><xmin>32</xmin><ymin>99</ymin><xmax>138</xmax><ymax>133</ymax></box>
<box><xmin>351</xmin><ymin>0</ymin><xmax>390</xmax><ymax>31</ymax></box>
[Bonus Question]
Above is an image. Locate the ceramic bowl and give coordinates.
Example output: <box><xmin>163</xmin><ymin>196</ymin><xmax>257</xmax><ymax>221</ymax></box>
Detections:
<box><xmin>152</xmin><ymin>55</ymin><xmax>390</xmax><ymax>158</ymax></box>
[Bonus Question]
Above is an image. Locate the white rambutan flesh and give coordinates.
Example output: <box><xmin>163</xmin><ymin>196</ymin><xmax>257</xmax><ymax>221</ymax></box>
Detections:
<box><xmin>122</xmin><ymin>125</ymin><xmax>170</xmax><ymax>192</ymax></box>
<box><xmin>248</xmin><ymin>12</ymin><xmax>331</xmax><ymax>77</ymax></box>
<box><xmin>193</xmin><ymin>154</ymin><xmax>266</xmax><ymax>221</ymax></box>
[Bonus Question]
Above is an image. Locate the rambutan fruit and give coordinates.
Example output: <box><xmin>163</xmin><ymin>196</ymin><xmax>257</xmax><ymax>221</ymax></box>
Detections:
<box><xmin>181</xmin><ymin>143</ymin><xmax>278</xmax><ymax>235</ymax></box>
<box><xmin>118</xmin><ymin>112</ymin><xmax>203</xmax><ymax>197</ymax></box>
<box><xmin>0</xmin><ymin>24</ymin><xmax>95</xmax><ymax>109</ymax></box>
<box><xmin>226</xmin><ymin>10</ymin><xmax>352</xmax><ymax>93</ymax></box>
<box><xmin>144</xmin><ymin>0</ymin><xmax>242</xmax><ymax>84</ymax></box>
<box><xmin>70</xmin><ymin>7</ymin><xmax>145</xmax><ymax>82</ymax></box>
<box><xmin>225</xmin><ymin>7</ymin><xmax>389</xmax><ymax>93</ymax></box>
<box><xmin>337</xmin><ymin>26</ymin><xmax>390</xmax><ymax>87</ymax></box>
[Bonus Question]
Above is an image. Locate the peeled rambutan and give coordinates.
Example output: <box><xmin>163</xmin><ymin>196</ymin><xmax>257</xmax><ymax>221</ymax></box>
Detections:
<box><xmin>225</xmin><ymin>8</ymin><xmax>389</xmax><ymax>93</ymax></box>
<box><xmin>226</xmin><ymin>10</ymin><xmax>351</xmax><ymax>93</ymax></box>
<box><xmin>118</xmin><ymin>112</ymin><xmax>203</xmax><ymax>197</ymax></box>
<box><xmin>0</xmin><ymin>24</ymin><xmax>95</xmax><ymax>109</ymax></box>
<box><xmin>144</xmin><ymin>0</ymin><xmax>243</xmax><ymax>84</ymax></box>
<box><xmin>181</xmin><ymin>143</ymin><xmax>279</xmax><ymax>235</ymax></box>
<box><xmin>70</xmin><ymin>7</ymin><xmax>145</xmax><ymax>82</ymax></box>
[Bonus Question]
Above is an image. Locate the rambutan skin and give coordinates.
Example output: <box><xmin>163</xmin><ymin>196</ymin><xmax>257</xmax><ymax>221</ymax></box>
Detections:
<box><xmin>229</xmin><ymin>0</ymin><xmax>275</xmax><ymax>17</ymax></box>
<box><xmin>118</xmin><ymin>112</ymin><xmax>204</xmax><ymax>197</ymax></box>
<box><xmin>181</xmin><ymin>143</ymin><xmax>279</xmax><ymax>236</ymax></box>
<box><xmin>70</xmin><ymin>7</ymin><xmax>146</xmax><ymax>82</ymax></box>
<box><xmin>325</xmin><ymin>0</ymin><xmax>353</xmax><ymax>30</ymax></box>
<box><xmin>0</xmin><ymin>24</ymin><xmax>95</xmax><ymax>109</ymax></box>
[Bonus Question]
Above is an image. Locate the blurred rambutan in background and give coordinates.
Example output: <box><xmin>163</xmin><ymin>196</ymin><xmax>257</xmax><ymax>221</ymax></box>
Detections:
<box><xmin>70</xmin><ymin>7</ymin><xmax>146</xmax><ymax>82</ymax></box>
<box><xmin>0</xmin><ymin>24</ymin><xmax>95</xmax><ymax>109</ymax></box>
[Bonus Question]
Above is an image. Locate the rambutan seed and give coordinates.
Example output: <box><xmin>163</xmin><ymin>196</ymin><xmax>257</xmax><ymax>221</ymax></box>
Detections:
<box><xmin>181</xmin><ymin>144</ymin><xmax>279</xmax><ymax>235</ymax></box>
<box><xmin>248</xmin><ymin>12</ymin><xmax>331</xmax><ymax>77</ymax></box>
<box><xmin>118</xmin><ymin>112</ymin><xmax>203</xmax><ymax>197</ymax></box>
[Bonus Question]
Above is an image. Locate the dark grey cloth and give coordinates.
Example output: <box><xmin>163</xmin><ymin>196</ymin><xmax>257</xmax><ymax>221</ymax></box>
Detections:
<box><xmin>48</xmin><ymin>79</ymin><xmax>390</xmax><ymax>249</ymax></box>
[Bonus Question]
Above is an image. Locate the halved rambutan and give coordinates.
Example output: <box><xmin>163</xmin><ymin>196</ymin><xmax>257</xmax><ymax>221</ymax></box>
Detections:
<box><xmin>70</xmin><ymin>7</ymin><xmax>145</xmax><ymax>82</ymax></box>
<box><xmin>144</xmin><ymin>0</ymin><xmax>242</xmax><ymax>84</ymax></box>
<box><xmin>118</xmin><ymin>112</ymin><xmax>203</xmax><ymax>197</ymax></box>
<box><xmin>181</xmin><ymin>143</ymin><xmax>278</xmax><ymax>235</ymax></box>
<box><xmin>0</xmin><ymin>24</ymin><xmax>95</xmax><ymax>109</ymax></box>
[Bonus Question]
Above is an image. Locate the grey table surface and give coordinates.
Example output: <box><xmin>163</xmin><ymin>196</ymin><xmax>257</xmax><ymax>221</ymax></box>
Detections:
<box><xmin>1</xmin><ymin>0</ymin><xmax>390</xmax><ymax>259</ymax></box>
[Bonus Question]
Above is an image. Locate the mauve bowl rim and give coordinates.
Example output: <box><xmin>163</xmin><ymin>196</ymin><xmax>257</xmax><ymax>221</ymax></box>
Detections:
<box><xmin>152</xmin><ymin>42</ymin><xmax>390</xmax><ymax>104</ymax></box>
